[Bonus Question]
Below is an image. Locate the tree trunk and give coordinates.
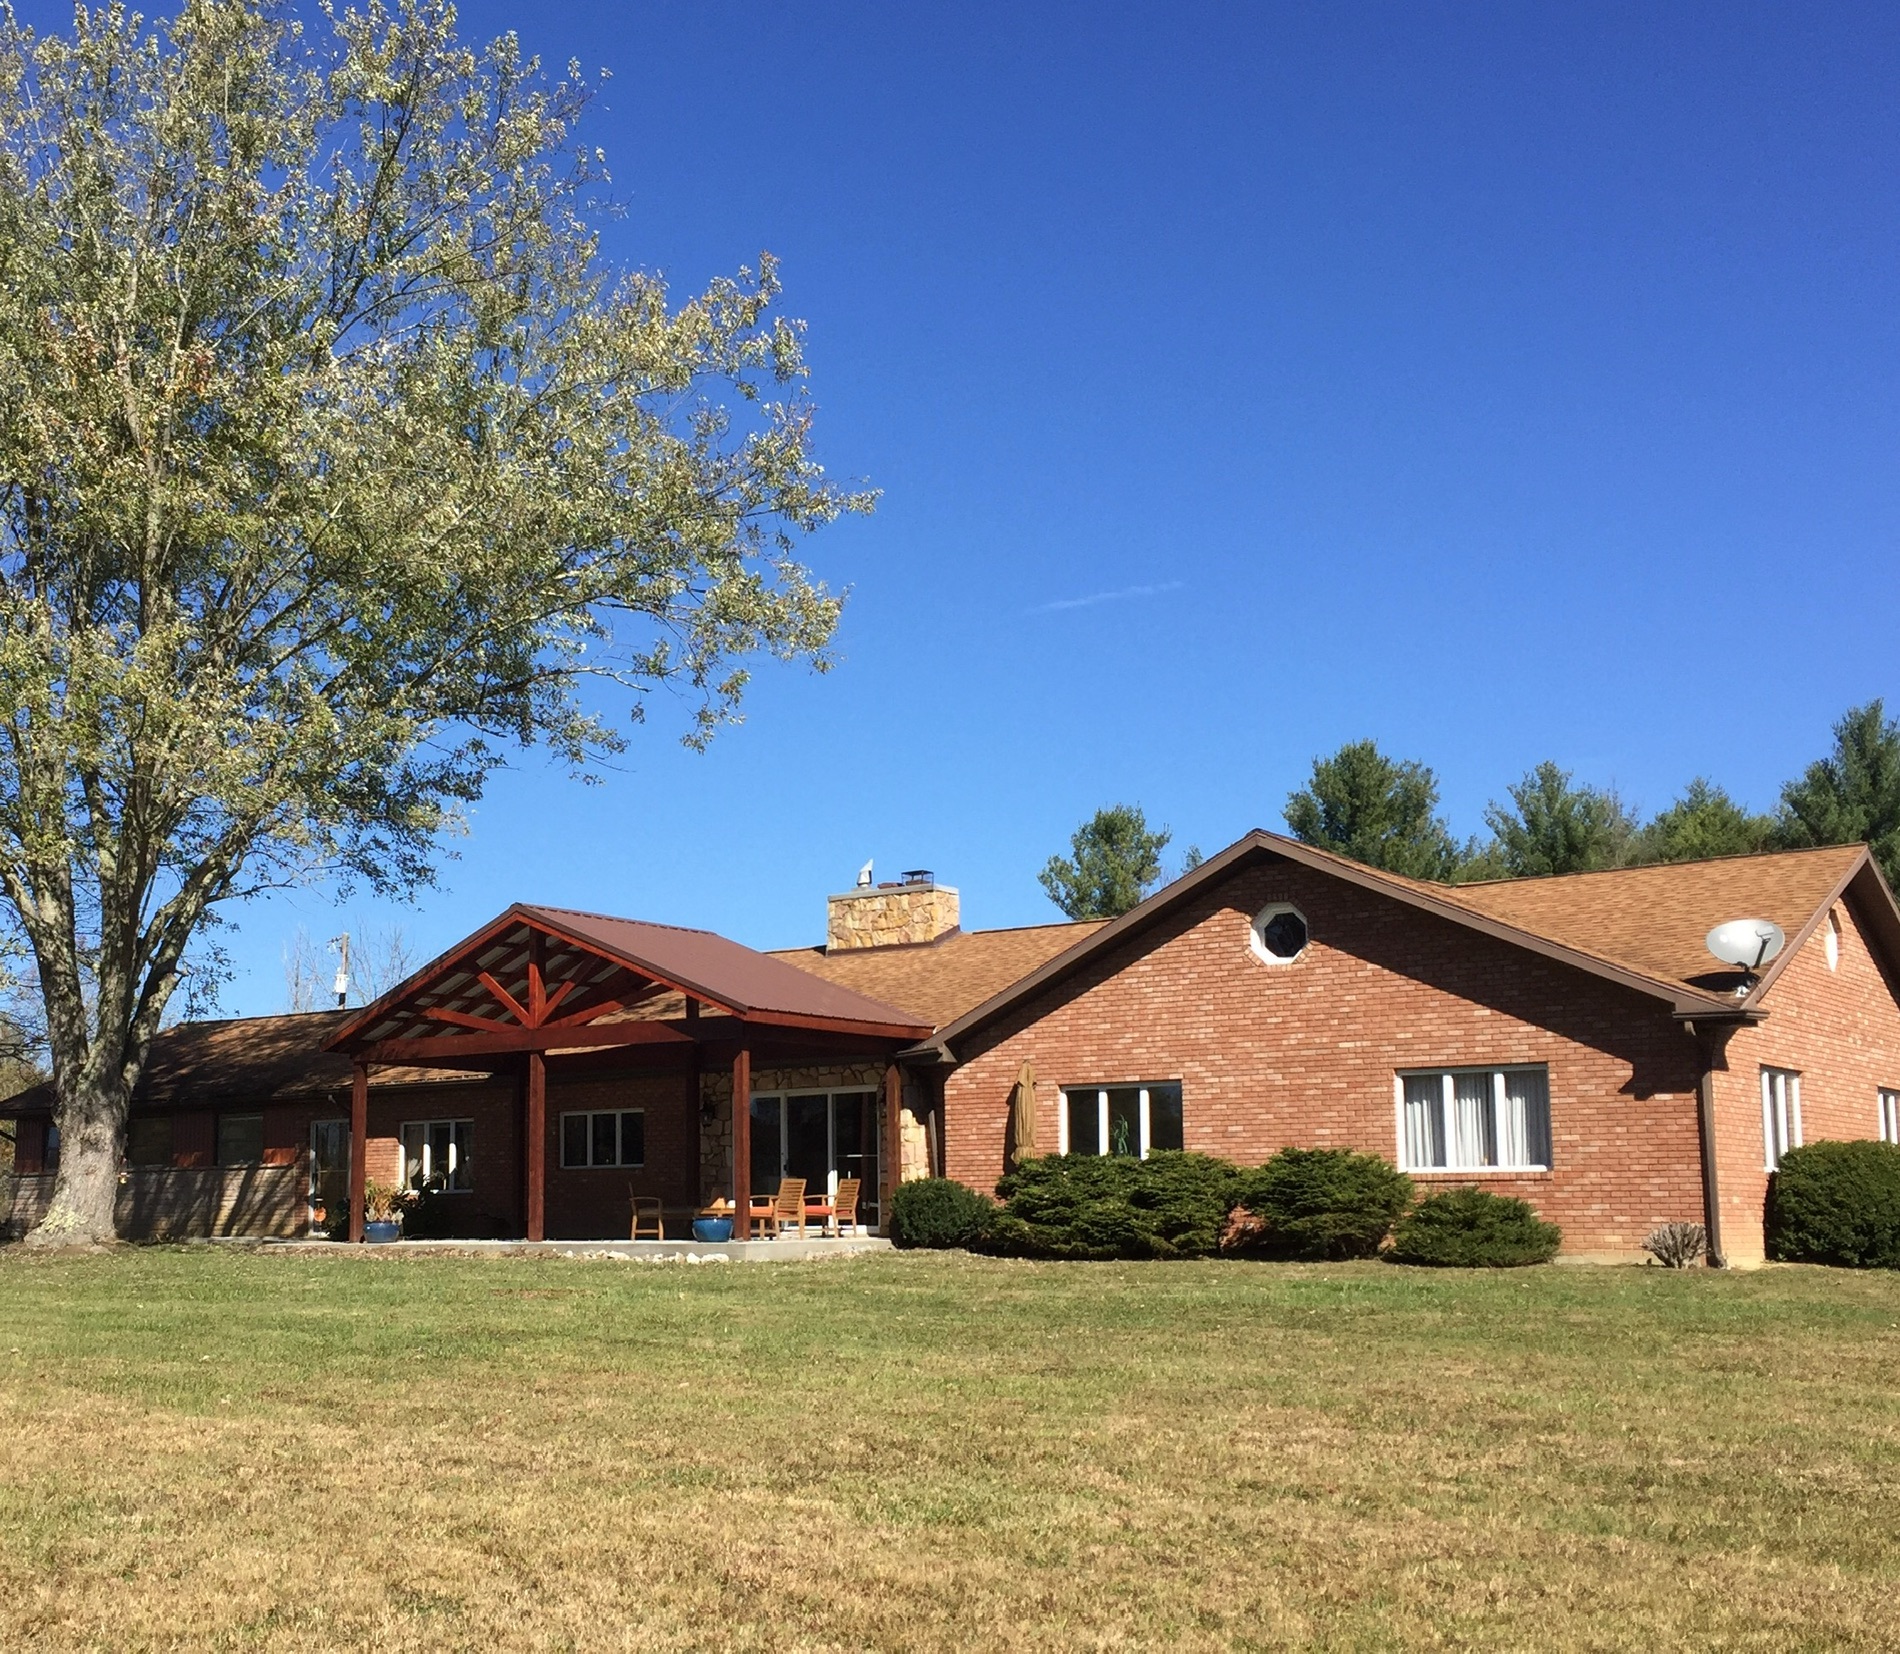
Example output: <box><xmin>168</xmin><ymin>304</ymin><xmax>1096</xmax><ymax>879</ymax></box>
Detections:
<box><xmin>23</xmin><ymin>1075</ymin><xmax>127</xmax><ymax>1248</ymax></box>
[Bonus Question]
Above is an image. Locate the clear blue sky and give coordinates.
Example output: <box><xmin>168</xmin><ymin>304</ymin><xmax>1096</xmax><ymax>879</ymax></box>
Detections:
<box><xmin>144</xmin><ymin>4</ymin><xmax>1900</xmax><ymax>1008</ymax></box>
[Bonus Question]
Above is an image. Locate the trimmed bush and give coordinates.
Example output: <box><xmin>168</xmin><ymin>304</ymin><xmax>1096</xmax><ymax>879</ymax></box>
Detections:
<box><xmin>1767</xmin><ymin>1139</ymin><xmax>1900</xmax><ymax>1268</ymax></box>
<box><xmin>889</xmin><ymin>1177</ymin><xmax>994</xmax><ymax>1250</ymax></box>
<box><xmin>985</xmin><ymin>1152</ymin><xmax>1242</xmax><ymax>1260</ymax></box>
<box><xmin>1388</xmin><ymin>1187</ymin><xmax>1560</xmax><ymax>1267</ymax></box>
<box><xmin>1227</xmin><ymin>1148</ymin><xmax>1414</xmax><ymax>1260</ymax></box>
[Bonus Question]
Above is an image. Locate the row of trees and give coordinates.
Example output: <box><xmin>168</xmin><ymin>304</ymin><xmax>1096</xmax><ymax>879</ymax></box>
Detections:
<box><xmin>1044</xmin><ymin>701</ymin><xmax>1900</xmax><ymax>919</ymax></box>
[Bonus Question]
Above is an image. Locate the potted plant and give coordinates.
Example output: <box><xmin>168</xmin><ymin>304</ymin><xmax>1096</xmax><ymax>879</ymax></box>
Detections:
<box><xmin>693</xmin><ymin>1196</ymin><xmax>735</xmax><ymax>1243</ymax></box>
<box><xmin>363</xmin><ymin>1180</ymin><xmax>406</xmax><ymax>1243</ymax></box>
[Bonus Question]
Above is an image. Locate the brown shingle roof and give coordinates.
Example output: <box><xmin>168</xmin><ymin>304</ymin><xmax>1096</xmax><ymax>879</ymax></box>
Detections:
<box><xmin>5</xmin><ymin>840</ymin><xmax>1885</xmax><ymax>1117</ymax></box>
<box><xmin>924</xmin><ymin>832</ymin><xmax>1893</xmax><ymax>1053</ymax></box>
<box><xmin>1436</xmin><ymin>845</ymin><xmax>1867</xmax><ymax>995</ymax></box>
<box><xmin>769</xmin><ymin>921</ymin><xmax>1102</xmax><ymax>1027</ymax></box>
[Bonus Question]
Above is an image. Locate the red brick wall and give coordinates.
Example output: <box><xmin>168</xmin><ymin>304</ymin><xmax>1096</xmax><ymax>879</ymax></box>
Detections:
<box><xmin>1712</xmin><ymin>892</ymin><xmax>1900</xmax><ymax>1263</ymax></box>
<box><xmin>369</xmin><ymin>1079</ymin><xmax>521</xmax><ymax>1234</ymax></box>
<box><xmin>543</xmin><ymin>1064</ymin><xmax>699</xmax><ymax>1240</ymax></box>
<box><xmin>943</xmin><ymin>855</ymin><xmax>1709</xmax><ymax>1258</ymax></box>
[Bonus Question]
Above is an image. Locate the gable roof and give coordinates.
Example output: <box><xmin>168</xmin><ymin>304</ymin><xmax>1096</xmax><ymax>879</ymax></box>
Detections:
<box><xmin>769</xmin><ymin>921</ymin><xmax>1103</xmax><ymax>1028</ymax></box>
<box><xmin>1436</xmin><ymin>845</ymin><xmax>1870</xmax><ymax>996</ymax></box>
<box><xmin>327</xmin><ymin>902</ymin><xmax>932</xmax><ymax>1054</ymax></box>
<box><xmin>918</xmin><ymin>831</ymin><xmax>1900</xmax><ymax>1058</ymax></box>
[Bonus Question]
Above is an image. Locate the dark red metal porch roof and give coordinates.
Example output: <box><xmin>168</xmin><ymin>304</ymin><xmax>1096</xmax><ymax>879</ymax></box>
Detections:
<box><xmin>325</xmin><ymin>903</ymin><xmax>933</xmax><ymax>1059</ymax></box>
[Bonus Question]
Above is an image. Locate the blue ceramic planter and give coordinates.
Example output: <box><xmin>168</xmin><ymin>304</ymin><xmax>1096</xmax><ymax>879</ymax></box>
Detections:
<box><xmin>692</xmin><ymin>1216</ymin><xmax>734</xmax><ymax>1243</ymax></box>
<box><xmin>364</xmin><ymin>1220</ymin><xmax>401</xmax><ymax>1244</ymax></box>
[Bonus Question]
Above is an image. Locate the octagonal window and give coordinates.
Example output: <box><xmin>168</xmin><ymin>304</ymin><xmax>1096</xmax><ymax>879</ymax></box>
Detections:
<box><xmin>1251</xmin><ymin>903</ymin><xmax>1308</xmax><ymax>964</ymax></box>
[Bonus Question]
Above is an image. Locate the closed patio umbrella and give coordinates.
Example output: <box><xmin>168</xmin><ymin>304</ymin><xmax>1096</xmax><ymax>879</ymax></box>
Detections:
<box><xmin>1007</xmin><ymin>1059</ymin><xmax>1038</xmax><ymax>1170</ymax></box>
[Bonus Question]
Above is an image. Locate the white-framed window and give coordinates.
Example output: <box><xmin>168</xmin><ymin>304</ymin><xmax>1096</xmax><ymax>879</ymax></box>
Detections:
<box><xmin>560</xmin><ymin>1109</ymin><xmax>645</xmax><ymax>1170</ymax></box>
<box><xmin>1826</xmin><ymin>909</ymin><xmax>1843</xmax><ymax>971</ymax></box>
<box><xmin>401</xmin><ymin>1119</ymin><xmax>472</xmax><ymax>1192</ymax></box>
<box><xmin>1250</xmin><ymin>903</ymin><xmax>1308</xmax><ymax>964</ymax></box>
<box><xmin>1397</xmin><ymin>1066</ymin><xmax>1552</xmax><ymax>1172</ymax></box>
<box><xmin>1761</xmin><ymin>1068</ymin><xmax>1802</xmax><ymax>1171</ymax></box>
<box><xmin>1057</xmin><ymin>1083</ymin><xmax>1185</xmax><ymax>1158</ymax></box>
<box><xmin>1879</xmin><ymin>1088</ymin><xmax>1899</xmax><ymax>1145</ymax></box>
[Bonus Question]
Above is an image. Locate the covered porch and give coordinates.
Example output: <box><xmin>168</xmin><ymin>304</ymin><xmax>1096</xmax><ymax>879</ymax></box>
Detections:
<box><xmin>323</xmin><ymin>904</ymin><xmax>934</xmax><ymax>1243</ymax></box>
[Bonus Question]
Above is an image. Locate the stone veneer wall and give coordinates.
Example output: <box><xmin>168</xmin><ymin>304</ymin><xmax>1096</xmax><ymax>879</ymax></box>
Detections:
<box><xmin>825</xmin><ymin>883</ymin><xmax>960</xmax><ymax>950</ymax></box>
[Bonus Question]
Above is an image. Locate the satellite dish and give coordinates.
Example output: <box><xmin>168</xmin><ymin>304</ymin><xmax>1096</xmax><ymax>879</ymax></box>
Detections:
<box><xmin>1705</xmin><ymin>918</ymin><xmax>1785</xmax><ymax>974</ymax></box>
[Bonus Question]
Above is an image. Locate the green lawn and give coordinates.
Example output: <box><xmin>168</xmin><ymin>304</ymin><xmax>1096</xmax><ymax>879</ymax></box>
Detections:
<box><xmin>2</xmin><ymin>1249</ymin><xmax>1899</xmax><ymax>1651</ymax></box>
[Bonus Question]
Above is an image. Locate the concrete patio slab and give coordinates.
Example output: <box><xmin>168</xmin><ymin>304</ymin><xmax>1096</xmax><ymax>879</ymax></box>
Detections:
<box><xmin>246</xmin><ymin>1235</ymin><xmax>894</xmax><ymax>1261</ymax></box>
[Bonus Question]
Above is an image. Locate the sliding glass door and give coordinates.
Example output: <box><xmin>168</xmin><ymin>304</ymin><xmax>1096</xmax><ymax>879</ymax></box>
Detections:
<box><xmin>749</xmin><ymin>1089</ymin><xmax>879</xmax><ymax>1219</ymax></box>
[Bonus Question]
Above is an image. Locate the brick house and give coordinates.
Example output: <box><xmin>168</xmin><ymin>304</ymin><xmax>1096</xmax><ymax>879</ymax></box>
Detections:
<box><xmin>6</xmin><ymin>832</ymin><xmax>1899</xmax><ymax>1263</ymax></box>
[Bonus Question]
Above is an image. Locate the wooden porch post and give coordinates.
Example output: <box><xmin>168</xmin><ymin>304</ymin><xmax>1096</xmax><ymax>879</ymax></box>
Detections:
<box><xmin>524</xmin><ymin>1050</ymin><xmax>547</xmax><ymax>1242</ymax></box>
<box><xmin>348</xmin><ymin>1058</ymin><xmax>368</xmax><ymax>1244</ymax></box>
<box><xmin>732</xmin><ymin>1042</ymin><xmax>751</xmax><ymax>1239</ymax></box>
<box><xmin>882</xmin><ymin>1061</ymin><xmax>903</xmax><ymax>1235</ymax></box>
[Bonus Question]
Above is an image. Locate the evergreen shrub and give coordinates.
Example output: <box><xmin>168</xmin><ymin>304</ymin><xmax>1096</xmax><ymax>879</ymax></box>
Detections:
<box><xmin>1227</xmin><ymin>1148</ymin><xmax>1414</xmax><ymax>1260</ymax></box>
<box><xmin>984</xmin><ymin>1151</ymin><xmax>1242</xmax><ymax>1260</ymax></box>
<box><xmin>1388</xmin><ymin>1187</ymin><xmax>1560</xmax><ymax>1267</ymax></box>
<box><xmin>889</xmin><ymin>1177</ymin><xmax>994</xmax><ymax>1250</ymax></box>
<box><xmin>1767</xmin><ymin>1140</ymin><xmax>1900</xmax><ymax>1268</ymax></box>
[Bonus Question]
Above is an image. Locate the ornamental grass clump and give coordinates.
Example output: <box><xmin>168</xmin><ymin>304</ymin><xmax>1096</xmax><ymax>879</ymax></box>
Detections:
<box><xmin>1388</xmin><ymin>1187</ymin><xmax>1560</xmax><ymax>1268</ymax></box>
<box><xmin>888</xmin><ymin>1178</ymin><xmax>995</xmax><ymax>1250</ymax></box>
<box><xmin>1225</xmin><ymin>1148</ymin><xmax>1414</xmax><ymax>1260</ymax></box>
<box><xmin>984</xmin><ymin>1152</ymin><xmax>1242</xmax><ymax>1260</ymax></box>
<box><xmin>1642</xmin><ymin>1221</ymin><xmax>1709</xmax><ymax>1269</ymax></box>
<box><xmin>1766</xmin><ymin>1140</ymin><xmax>1900</xmax><ymax>1268</ymax></box>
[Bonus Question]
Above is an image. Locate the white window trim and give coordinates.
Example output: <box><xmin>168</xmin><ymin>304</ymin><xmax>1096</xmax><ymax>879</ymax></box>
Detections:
<box><xmin>400</xmin><ymin>1117</ymin><xmax>474</xmax><ymax>1192</ymax></box>
<box><xmin>558</xmin><ymin>1108</ymin><xmax>646</xmax><ymax>1171</ymax></box>
<box><xmin>1250</xmin><ymin>902</ymin><xmax>1308</xmax><ymax>965</ymax></box>
<box><xmin>1760</xmin><ymin>1069</ymin><xmax>1802</xmax><ymax>1172</ymax></box>
<box><xmin>1394</xmin><ymin>1065</ymin><xmax>1552</xmax><ymax>1174</ymax></box>
<box><xmin>1056</xmin><ymin>1084</ymin><xmax>1183</xmax><ymax>1159</ymax></box>
<box><xmin>1879</xmin><ymin>1088</ymin><xmax>1900</xmax><ymax>1145</ymax></box>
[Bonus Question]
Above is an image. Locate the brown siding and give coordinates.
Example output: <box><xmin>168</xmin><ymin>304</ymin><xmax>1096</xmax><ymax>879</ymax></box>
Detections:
<box><xmin>943</xmin><ymin>856</ymin><xmax>1707</xmax><ymax>1259</ymax></box>
<box><xmin>7</xmin><ymin>1165</ymin><xmax>306</xmax><ymax>1239</ymax></box>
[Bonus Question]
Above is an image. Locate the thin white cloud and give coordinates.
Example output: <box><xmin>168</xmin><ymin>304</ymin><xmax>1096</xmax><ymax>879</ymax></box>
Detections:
<box><xmin>1027</xmin><ymin>580</ymin><xmax>1185</xmax><ymax>614</ymax></box>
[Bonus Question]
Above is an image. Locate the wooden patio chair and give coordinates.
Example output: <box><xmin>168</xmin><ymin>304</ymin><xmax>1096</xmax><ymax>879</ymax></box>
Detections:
<box><xmin>629</xmin><ymin>1193</ymin><xmax>664</xmax><ymax>1241</ymax></box>
<box><xmin>749</xmin><ymin>1177</ymin><xmax>806</xmax><ymax>1238</ymax></box>
<box><xmin>806</xmin><ymin>1177</ymin><xmax>861</xmax><ymax>1238</ymax></box>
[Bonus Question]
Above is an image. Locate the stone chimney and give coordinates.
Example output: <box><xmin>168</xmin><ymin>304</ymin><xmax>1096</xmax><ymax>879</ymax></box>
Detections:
<box><xmin>827</xmin><ymin>868</ymin><xmax>960</xmax><ymax>951</ymax></box>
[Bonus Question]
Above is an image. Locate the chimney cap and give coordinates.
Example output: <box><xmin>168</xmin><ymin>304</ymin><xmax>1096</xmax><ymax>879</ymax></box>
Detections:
<box><xmin>900</xmin><ymin>868</ymin><xmax>934</xmax><ymax>886</ymax></box>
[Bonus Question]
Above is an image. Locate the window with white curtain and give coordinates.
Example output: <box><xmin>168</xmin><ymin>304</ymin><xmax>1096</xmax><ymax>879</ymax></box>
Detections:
<box><xmin>1880</xmin><ymin>1088</ymin><xmax>1900</xmax><ymax>1146</ymax></box>
<box><xmin>1398</xmin><ymin>1066</ymin><xmax>1551</xmax><ymax>1172</ymax></box>
<box><xmin>1760</xmin><ymin>1068</ymin><xmax>1801</xmax><ymax>1171</ymax></box>
<box><xmin>401</xmin><ymin>1119</ymin><xmax>473</xmax><ymax>1192</ymax></box>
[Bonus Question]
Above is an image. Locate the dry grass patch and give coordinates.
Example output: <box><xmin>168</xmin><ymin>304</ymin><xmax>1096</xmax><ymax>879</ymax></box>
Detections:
<box><xmin>2</xmin><ymin>1248</ymin><xmax>1899</xmax><ymax>1650</ymax></box>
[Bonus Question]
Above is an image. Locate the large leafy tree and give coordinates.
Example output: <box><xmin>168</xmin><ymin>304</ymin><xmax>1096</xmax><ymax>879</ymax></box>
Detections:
<box><xmin>1283</xmin><ymin>739</ymin><xmax>1463</xmax><ymax>880</ymax></box>
<box><xmin>1637</xmin><ymin>778</ymin><xmax>1771</xmax><ymax>865</ymax></box>
<box><xmin>1778</xmin><ymin>701</ymin><xmax>1900</xmax><ymax>885</ymax></box>
<box><xmin>1040</xmin><ymin>804</ymin><xmax>1172</xmax><ymax>920</ymax></box>
<box><xmin>1481</xmin><ymin>762</ymin><xmax>1640</xmax><ymax>878</ymax></box>
<box><xmin>0</xmin><ymin>0</ymin><xmax>870</xmax><ymax>1244</ymax></box>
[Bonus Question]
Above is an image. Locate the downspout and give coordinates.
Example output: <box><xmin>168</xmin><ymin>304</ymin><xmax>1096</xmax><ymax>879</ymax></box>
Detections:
<box><xmin>1691</xmin><ymin>1023</ymin><xmax>1729</xmax><ymax>1269</ymax></box>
